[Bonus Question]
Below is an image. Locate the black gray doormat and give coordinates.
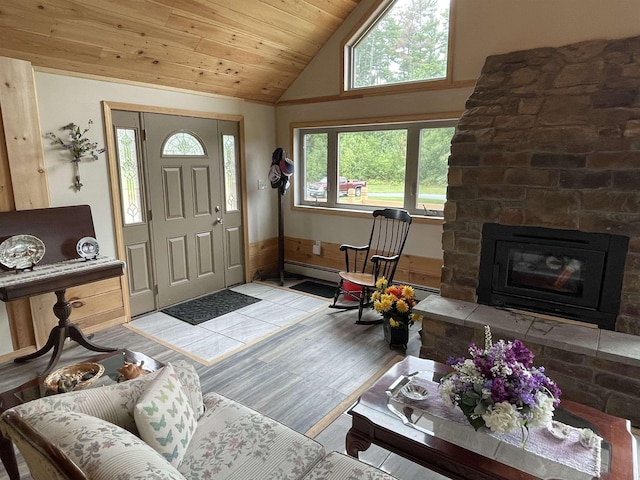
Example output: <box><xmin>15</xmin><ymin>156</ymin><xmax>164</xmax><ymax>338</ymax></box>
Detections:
<box><xmin>162</xmin><ymin>289</ymin><xmax>261</xmax><ymax>325</ymax></box>
<box><xmin>289</xmin><ymin>280</ymin><xmax>336</xmax><ymax>298</ymax></box>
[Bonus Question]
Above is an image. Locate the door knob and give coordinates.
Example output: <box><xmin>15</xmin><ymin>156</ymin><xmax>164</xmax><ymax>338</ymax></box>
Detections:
<box><xmin>215</xmin><ymin>217</ymin><xmax>223</xmax><ymax>225</ymax></box>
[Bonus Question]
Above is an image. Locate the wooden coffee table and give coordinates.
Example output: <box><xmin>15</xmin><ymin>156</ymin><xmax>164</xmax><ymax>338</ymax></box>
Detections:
<box><xmin>346</xmin><ymin>356</ymin><xmax>637</xmax><ymax>480</ymax></box>
<box><xmin>0</xmin><ymin>349</ymin><xmax>163</xmax><ymax>480</ymax></box>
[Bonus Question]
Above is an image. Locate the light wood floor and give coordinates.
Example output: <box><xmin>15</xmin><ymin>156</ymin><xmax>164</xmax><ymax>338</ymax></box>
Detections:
<box><xmin>0</xmin><ymin>281</ymin><xmax>445</xmax><ymax>480</ymax></box>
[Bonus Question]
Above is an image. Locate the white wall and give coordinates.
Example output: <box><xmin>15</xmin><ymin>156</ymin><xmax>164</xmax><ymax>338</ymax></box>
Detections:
<box><xmin>0</xmin><ymin>73</ymin><xmax>278</xmax><ymax>355</ymax></box>
<box><xmin>276</xmin><ymin>0</ymin><xmax>640</xmax><ymax>277</ymax></box>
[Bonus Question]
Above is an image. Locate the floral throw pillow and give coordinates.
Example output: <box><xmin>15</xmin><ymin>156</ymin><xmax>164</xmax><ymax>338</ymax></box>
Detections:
<box><xmin>134</xmin><ymin>363</ymin><xmax>198</xmax><ymax>468</ymax></box>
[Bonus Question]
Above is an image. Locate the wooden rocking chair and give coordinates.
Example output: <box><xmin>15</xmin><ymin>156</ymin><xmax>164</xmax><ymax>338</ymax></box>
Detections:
<box><xmin>329</xmin><ymin>208</ymin><xmax>412</xmax><ymax>324</ymax></box>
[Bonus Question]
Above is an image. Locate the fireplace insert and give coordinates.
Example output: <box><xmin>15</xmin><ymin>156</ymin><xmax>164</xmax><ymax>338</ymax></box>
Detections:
<box><xmin>477</xmin><ymin>223</ymin><xmax>629</xmax><ymax>330</ymax></box>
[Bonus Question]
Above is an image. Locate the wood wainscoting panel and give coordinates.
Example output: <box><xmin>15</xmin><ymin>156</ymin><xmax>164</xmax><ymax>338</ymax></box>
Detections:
<box><xmin>285</xmin><ymin>236</ymin><xmax>442</xmax><ymax>290</ymax></box>
<box><xmin>248</xmin><ymin>237</ymin><xmax>279</xmax><ymax>279</ymax></box>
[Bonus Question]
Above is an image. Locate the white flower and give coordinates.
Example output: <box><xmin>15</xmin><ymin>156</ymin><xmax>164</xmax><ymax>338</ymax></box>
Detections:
<box><xmin>529</xmin><ymin>392</ymin><xmax>555</xmax><ymax>427</ymax></box>
<box><xmin>439</xmin><ymin>379</ymin><xmax>456</xmax><ymax>408</ymax></box>
<box><xmin>457</xmin><ymin>359</ymin><xmax>484</xmax><ymax>384</ymax></box>
<box><xmin>482</xmin><ymin>401</ymin><xmax>521</xmax><ymax>434</ymax></box>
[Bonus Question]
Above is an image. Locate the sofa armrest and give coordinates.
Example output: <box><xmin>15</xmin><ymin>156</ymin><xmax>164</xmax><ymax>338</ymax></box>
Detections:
<box><xmin>1</xmin><ymin>409</ymin><xmax>187</xmax><ymax>480</ymax></box>
<box><xmin>0</xmin><ymin>411</ymin><xmax>87</xmax><ymax>480</ymax></box>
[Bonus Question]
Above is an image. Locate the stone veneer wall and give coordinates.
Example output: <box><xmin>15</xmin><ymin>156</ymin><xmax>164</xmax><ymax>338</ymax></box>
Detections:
<box><xmin>442</xmin><ymin>35</ymin><xmax>640</xmax><ymax>335</ymax></box>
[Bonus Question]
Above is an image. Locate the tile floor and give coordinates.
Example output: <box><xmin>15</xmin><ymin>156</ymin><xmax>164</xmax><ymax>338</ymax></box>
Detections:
<box><xmin>129</xmin><ymin>281</ymin><xmax>330</xmax><ymax>363</ymax></box>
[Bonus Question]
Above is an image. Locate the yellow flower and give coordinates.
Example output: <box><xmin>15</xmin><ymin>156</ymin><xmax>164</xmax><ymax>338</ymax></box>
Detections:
<box><xmin>373</xmin><ymin>300</ymin><xmax>384</xmax><ymax>313</ymax></box>
<box><xmin>396</xmin><ymin>299</ymin><xmax>409</xmax><ymax>313</ymax></box>
<box><xmin>371</xmin><ymin>291</ymin><xmax>380</xmax><ymax>302</ymax></box>
<box><xmin>376</xmin><ymin>277</ymin><xmax>388</xmax><ymax>289</ymax></box>
<box><xmin>379</xmin><ymin>296</ymin><xmax>393</xmax><ymax>312</ymax></box>
<box><xmin>389</xmin><ymin>318</ymin><xmax>400</xmax><ymax>327</ymax></box>
<box><xmin>401</xmin><ymin>285</ymin><xmax>414</xmax><ymax>299</ymax></box>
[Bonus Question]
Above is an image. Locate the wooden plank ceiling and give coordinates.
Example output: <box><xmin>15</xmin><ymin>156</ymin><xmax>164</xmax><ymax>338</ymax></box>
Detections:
<box><xmin>0</xmin><ymin>0</ymin><xmax>360</xmax><ymax>104</ymax></box>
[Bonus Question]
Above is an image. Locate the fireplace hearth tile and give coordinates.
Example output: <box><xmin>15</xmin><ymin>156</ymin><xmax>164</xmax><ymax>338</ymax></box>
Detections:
<box><xmin>597</xmin><ymin>330</ymin><xmax>640</xmax><ymax>367</ymax></box>
<box><xmin>466</xmin><ymin>304</ymin><xmax>533</xmax><ymax>338</ymax></box>
<box><xmin>413</xmin><ymin>295</ymin><xmax>477</xmax><ymax>325</ymax></box>
<box><xmin>526</xmin><ymin>320</ymin><xmax>599</xmax><ymax>355</ymax></box>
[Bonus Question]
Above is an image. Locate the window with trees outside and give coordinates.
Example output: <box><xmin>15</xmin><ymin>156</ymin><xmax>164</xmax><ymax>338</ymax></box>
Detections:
<box><xmin>297</xmin><ymin>119</ymin><xmax>456</xmax><ymax>218</ymax></box>
<box><xmin>346</xmin><ymin>0</ymin><xmax>451</xmax><ymax>90</ymax></box>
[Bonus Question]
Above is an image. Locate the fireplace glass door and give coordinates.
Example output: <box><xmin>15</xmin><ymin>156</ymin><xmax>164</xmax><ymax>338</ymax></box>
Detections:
<box><xmin>477</xmin><ymin>223</ymin><xmax>629</xmax><ymax>330</ymax></box>
<box><xmin>495</xmin><ymin>241</ymin><xmax>605</xmax><ymax>309</ymax></box>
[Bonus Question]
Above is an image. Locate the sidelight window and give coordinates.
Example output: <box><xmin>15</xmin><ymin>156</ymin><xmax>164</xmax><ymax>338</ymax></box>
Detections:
<box><xmin>116</xmin><ymin>127</ymin><xmax>144</xmax><ymax>225</ymax></box>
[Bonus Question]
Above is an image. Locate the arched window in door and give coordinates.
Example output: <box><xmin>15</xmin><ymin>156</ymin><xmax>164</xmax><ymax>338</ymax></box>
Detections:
<box><xmin>162</xmin><ymin>131</ymin><xmax>206</xmax><ymax>156</ymax></box>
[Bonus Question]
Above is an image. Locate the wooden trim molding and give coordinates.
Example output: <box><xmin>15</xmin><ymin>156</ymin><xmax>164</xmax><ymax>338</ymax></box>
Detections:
<box><xmin>0</xmin><ymin>56</ymin><xmax>51</xmax><ymax>351</ymax></box>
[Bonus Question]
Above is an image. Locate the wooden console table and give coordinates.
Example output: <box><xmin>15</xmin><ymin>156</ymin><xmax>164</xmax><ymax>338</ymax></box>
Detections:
<box><xmin>0</xmin><ymin>257</ymin><xmax>124</xmax><ymax>376</ymax></box>
<box><xmin>0</xmin><ymin>206</ymin><xmax>123</xmax><ymax>376</ymax></box>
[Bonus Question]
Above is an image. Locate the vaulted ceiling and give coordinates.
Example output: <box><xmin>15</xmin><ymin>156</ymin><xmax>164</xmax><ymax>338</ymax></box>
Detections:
<box><xmin>0</xmin><ymin>0</ymin><xmax>361</xmax><ymax>104</ymax></box>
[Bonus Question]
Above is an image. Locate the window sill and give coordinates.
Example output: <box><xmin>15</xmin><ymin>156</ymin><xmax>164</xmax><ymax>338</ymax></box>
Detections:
<box><xmin>291</xmin><ymin>204</ymin><xmax>444</xmax><ymax>225</ymax></box>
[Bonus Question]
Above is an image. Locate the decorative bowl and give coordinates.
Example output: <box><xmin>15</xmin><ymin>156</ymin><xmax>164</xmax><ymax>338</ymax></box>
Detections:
<box><xmin>547</xmin><ymin>420</ymin><xmax>571</xmax><ymax>440</ymax></box>
<box><xmin>44</xmin><ymin>362</ymin><xmax>105</xmax><ymax>393</ymax></box>
<box><xmin>400</xmin><ymin>383</ymin><xmax>428</xmax><ymax>401</ymax></box>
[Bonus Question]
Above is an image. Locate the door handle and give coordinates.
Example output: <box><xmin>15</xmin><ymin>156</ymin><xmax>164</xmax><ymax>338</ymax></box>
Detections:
<box><xmin>215</xmin><ymin>217</ymin><xmax>223</xmax><ymax>225</ymax></box>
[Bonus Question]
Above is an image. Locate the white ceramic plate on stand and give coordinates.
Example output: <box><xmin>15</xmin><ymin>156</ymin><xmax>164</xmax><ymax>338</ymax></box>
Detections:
<box><xmin>76</xmin><ymin>236</ymin><xmax>99</xmax><ymax>259</ymax></box>
<box><xmin>0</xmin><ymin>234</ymin><xmax>46</xmax><ymax>269</ymax></box>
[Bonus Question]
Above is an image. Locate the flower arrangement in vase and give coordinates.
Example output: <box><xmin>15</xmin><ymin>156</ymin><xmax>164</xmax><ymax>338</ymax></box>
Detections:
<box><xmin>371</xmin><ymin>277</ymin><xmax>417</xmax><ymax>348</ymax></box>
<box><xmin>439</xmin><ymin>326</ymin><xmax>561</xmax><ymax>444</ymax></box>
<box><xmin>46</xmin><ymin>120</ymin><xmax>106</xmax><ymax>192</ymax></box>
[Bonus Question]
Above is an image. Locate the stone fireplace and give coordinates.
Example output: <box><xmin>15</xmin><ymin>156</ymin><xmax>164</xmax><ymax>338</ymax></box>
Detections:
<box><xmin>442</xmin><ymin>35</ymin><xmax>640</xmax><ymax>336</ymax></box>
<box><xmin>416</xmin><ymin>35</ymin><xmax>640</xmax><ymax>425</ymax></box>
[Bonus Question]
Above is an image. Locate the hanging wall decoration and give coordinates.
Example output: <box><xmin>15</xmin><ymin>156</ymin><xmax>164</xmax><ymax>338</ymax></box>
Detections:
<box><xmin>46</xmin><ymin>120</ymin><xmax>106</xmax><ymax>192</ymax></box>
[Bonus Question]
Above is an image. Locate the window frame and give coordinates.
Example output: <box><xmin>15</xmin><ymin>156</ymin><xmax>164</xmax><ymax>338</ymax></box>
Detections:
<box><xmin>293</xmin><ymin>114</ymin><xmax>460</xmax><ymax>219</ymax></box>
<box><xmin>342</xmin><ymin>0</ymin><xmax>455</xmax><ymax>95</ymax></box>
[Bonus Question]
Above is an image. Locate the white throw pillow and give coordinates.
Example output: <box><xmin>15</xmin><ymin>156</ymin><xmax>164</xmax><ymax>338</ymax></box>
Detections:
<box><xmin>134</xmin><ymin>363</ymin><xmax>198</xmax><ymax>467</ymax></box>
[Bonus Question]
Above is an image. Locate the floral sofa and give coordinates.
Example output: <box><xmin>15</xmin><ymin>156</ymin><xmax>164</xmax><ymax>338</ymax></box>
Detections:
<box><xmin>0</xmin><ymin>361</ymin><xmax>398</xmax><ymax>480</ymax></box>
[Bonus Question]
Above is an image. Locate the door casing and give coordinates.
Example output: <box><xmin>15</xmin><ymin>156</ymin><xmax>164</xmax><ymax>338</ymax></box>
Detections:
<box><xmin>103</xmin><ymin>102</ymin><xmax>249</xmax><ymax>319</ymax></box>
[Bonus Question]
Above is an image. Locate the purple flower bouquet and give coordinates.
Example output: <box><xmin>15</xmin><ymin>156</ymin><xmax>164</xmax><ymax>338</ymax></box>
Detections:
<box><xmin>439</xmin><ymin>326</ymin><xmax>561</xmax><ymax>440</ymax></box>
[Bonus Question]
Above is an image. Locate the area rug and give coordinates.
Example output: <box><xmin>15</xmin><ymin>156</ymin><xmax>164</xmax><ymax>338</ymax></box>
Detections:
<box><xmin>289</xmin><ymin>280</ymin><xmax>337</xmax><ymax>298</ymax></box>
<box><xmin>162</xmin><ymin>289</ymin><xmax>261</xmax><ymax>325</ymax></box>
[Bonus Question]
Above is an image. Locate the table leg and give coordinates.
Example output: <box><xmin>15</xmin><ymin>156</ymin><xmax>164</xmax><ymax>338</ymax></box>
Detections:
<box><xmin>13</xmin><ymin>289</ymin><xmax>116</xmax><ymax>376</ymax></box>
<box><xmin>346</xmin><ymin>428</ymin><xmax>372</xmax><ymax>458</ymax></box>
<box><xmin>0</xmin><ymin>433</ymin><xmax>19</xmax><ymax>480</ymax></box>
<box><xmin>67</xmin><ymin>324</ymin><xmax>115</xmax><ymax>353</ymax></box>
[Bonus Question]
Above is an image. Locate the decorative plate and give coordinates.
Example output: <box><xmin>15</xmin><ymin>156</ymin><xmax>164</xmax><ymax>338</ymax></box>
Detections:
<box><xmin>44</xmin><ymin>362</ymin><xmax>105</xmax><ymax>393</ymax></box>
<box><xmin>400</xmin><ymin>383</ymin><xmax>429</xmax><ymax>401</ymax></box>
<box><xmin>76</xmin><ymin>236</ymin><xmax>99</xmax><ymax>259</ymax></box>
<box><xmin>0</xmin><ymin>234</ymin><xmax>46</xmax><ymax>270</ymax></box>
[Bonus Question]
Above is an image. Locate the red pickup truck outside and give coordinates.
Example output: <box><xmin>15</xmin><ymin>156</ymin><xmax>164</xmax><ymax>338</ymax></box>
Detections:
<box><xmin>307</xmin><ymin>176</ymin><xmax>366</xmax><ymax>198</ymax></box>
